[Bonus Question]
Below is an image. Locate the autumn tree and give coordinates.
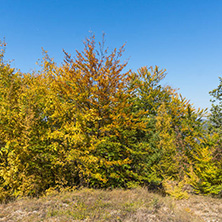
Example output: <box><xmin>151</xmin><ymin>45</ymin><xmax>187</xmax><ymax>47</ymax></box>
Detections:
<box><xmin>0</xmin><ymin>36</ymin><xmax>219</xmax><ymax>201</ymax></box>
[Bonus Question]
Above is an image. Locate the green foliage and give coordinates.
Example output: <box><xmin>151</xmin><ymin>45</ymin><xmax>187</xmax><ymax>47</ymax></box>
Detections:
<box><xmin>209</xmin><ymin>77</ymin><xmax>222</xmax><ymax>134</ymax></box>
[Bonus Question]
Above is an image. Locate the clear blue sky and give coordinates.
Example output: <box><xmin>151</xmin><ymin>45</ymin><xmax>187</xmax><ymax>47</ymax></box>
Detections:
<box><xmin>1</xmin><ymin>0</ymin><xmax>222</xmax><ymax>110</ymax></box>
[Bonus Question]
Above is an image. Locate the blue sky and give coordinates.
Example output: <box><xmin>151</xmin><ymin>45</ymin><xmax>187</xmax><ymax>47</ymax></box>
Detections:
<box><xmin>1</xmin><ymin>0</ymin><xmax>222</xmax><ymax>110</ymax></box>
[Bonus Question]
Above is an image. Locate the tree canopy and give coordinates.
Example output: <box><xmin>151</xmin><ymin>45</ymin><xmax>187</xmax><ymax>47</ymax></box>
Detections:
<box><xmin>0</xmin><ymin>36</ymin><xmax>221</xmax><ymax>202</ymax></box>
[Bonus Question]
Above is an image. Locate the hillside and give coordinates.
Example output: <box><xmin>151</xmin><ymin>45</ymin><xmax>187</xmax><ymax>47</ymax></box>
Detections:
<box><xmin>0</xmin><ymin>187</ymin><xmax>221</xmax><ymax>222</ymax></box>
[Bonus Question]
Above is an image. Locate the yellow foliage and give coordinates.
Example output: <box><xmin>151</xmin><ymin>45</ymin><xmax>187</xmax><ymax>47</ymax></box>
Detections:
<box><xmin>163</xmin><ymin>179</ymin><xmax>190</xmax><ymax>200</ymax></box>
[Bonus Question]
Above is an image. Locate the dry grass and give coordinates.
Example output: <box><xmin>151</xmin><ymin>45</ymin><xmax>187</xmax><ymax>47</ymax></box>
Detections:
<box><xmin>0</xmin><ymin>187</ymin><xmax>221</xmax><ymax>222</ymax></box>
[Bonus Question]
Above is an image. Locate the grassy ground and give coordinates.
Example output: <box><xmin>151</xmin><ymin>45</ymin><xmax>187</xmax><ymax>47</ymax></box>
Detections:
<box><xmin>0</xmin><ymin>187</ymin><xmax>221</xmax><ymax>222</ymax></box>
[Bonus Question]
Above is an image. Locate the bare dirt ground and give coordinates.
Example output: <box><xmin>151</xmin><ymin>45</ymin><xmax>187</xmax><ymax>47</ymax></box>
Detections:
<box><xmin>0</xmin><ymin>187</ymin><xmax>221</xmax><ymax>222</ymax></box>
